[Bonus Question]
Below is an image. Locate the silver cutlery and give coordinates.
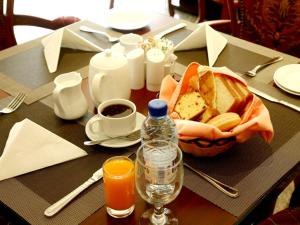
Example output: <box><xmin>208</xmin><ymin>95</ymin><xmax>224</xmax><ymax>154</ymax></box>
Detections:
<box><xmin>154</xmin><ymin>22</ymin><xmax>187</xmax><ymax>39</ymax></box>
<box><xmin>184</xmin><ymin>163</ymin><xmax>239</xmax><ymax>198</ymax></box>
<box><xmin>84</xmin><ymin>129</ymin><xmax>141</xmax><ymax>146</ymax></box>
<box><xmin>0</xmin><ymin>93</ymin><xmax>26</xmax><ymax>114</ymax></box>
<box><xmin>248</xmin><ymin>86</ymin><xmax>300</xmax><ymax>112</ymax></box>
<box><xmin>244</xmin><ymin>56</ymin><xmax>283</xmax><ymax>77</ymax></box>
<box><xmin>79</xmin><ymin>25</ymin><xmax>119</xmax><ymax>42</ymax></box>
<box><xmin>44</xmin><ymin>168</ymin><xmax>103</xmax><ymax>217</ymax></box>
<box><xmin>44</xmin><ymin>151</ymin><xmax>135</xmax><ymax>217</ymax></box>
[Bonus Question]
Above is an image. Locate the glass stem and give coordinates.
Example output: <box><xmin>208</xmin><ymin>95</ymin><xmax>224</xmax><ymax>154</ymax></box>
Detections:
<box><xmin>151</xmin><ymin>205</ymin><xmax>166</xmax><ymax>225</ymax></box>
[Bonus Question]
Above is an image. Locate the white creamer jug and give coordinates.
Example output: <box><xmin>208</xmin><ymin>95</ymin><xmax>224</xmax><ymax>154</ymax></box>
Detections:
<box><xmin>89</xmin><ymin>49</ymin><xmax>130</xmax><ymax>106</ymax></box>
<box><xmin>53</xmin><ymin>72</ymin><xmax>88</xmax><ymax>120</ymax></box>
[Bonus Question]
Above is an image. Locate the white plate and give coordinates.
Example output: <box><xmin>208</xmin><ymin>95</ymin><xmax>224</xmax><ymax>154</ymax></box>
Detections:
<box><xmin>273</xmin><ymin>76</ymin><xmax>300</xmax><ymax>96</ymax></box>
<box><xmin>273</xmin><ymin>64</ymin><xmax>300</xmax><ymax>95</ymax></box>
<box><xmin>106</xmin><ymin>10</ymin><xmax>151</xmax><ymax>30</ymax></box>
<box><xmin>85</xmin><ymin>112</ymin><xmax>146</xmax><ymax>148</ymax></box>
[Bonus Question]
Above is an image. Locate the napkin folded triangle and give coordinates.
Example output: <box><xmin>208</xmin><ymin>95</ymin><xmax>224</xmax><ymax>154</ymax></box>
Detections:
<box><xmin>0</xmin><ymin>119</ymin><xmax>87</xmax><ymax>181</ymax></box>
<box><xmin>175</xmin><ymin>23</ymin><xmax>227</xmax><ymax>67</ymax></box>
<box><xmin>42</xmin><ymin>28</ymin><xmax>103</xmax><ymax>73</ymax></box>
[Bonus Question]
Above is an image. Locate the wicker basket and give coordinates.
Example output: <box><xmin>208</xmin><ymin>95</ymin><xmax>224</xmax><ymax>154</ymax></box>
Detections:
<box><xmin>159</xmin><ymin>62</ymin><xmax>274</xmax><ymax>157</ymax></box>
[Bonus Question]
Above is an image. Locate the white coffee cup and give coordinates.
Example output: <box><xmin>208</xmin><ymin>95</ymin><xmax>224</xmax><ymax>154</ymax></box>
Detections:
<box><xmin>120</xmin><ymin>33</ymin><xmax>143</xmax><ymax>55</ymax></box>
<box><xmin>88</xmin><ymin>99</ymin><xmax>136</xmax><ymax>138</ymax></box>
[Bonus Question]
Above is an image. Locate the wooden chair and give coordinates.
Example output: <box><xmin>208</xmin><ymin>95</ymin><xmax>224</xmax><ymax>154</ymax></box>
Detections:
<box><xmin>168</xmin><ymin>0</ymin><xmax>225</xmax><ymax>23</ymax></box>
<box><xmin>226</xmin><ymin>0</ymin><xmax>300</xmax><ymax>57</ymax></box>
<box><xmin>0</xmin><ymin>0</ymin><xmax>80</xmax><ymax>50</ymax></box>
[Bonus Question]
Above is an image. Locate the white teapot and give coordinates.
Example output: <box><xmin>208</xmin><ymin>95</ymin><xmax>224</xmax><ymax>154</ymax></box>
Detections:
<box><xmin>53</xmin><ymin>72</ymin><xmax>88</xmax><ymax>120</ymax></box>
<box><xmin>89</xmin><ymin>49</ymin><xmax>130</xmax><ymax>106</ymax></box>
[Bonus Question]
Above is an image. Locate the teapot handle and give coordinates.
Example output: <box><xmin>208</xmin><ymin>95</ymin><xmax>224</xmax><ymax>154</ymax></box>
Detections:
<box><xmin>92</xmin><ymin>72</ymin><xmax>105</xmax><ymax>104</ymax></box>
<box><xmin>52</xmin><ymin>87</ymin><xmax>65</xmax><ymax>117</ymax></box>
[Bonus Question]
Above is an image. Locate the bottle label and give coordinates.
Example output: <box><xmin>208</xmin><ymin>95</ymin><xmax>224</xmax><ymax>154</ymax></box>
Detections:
<box><xmin>143</xmin><ymin>146</ymin><xmax>177</xmax><ymax>184</ymax></box>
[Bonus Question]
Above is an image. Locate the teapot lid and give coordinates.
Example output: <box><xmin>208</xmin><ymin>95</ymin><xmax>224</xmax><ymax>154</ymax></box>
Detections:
<box><xmin>90</xmin><ymin>49</ymin><xmax>127</xmax><ymax>70</ymax></box>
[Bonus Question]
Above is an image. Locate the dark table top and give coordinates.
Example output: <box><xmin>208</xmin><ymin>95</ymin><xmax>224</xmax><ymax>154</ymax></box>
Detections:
<box><xmin>0</xmin><ymin>13</ymin><xmax>300</xmax><ymax>225</ymax></box>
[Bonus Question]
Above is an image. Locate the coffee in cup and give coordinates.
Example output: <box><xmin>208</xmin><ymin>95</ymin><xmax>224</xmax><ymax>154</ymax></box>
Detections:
<box><xmin>88</xmin><ymin>99</ymin><xmax>136</xmax><ymax>138</ymax></box>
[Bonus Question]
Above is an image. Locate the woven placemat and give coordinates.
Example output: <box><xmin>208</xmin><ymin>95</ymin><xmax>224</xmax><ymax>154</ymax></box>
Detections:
<box><xmin>0</xmin><ymin>100</ymin><xmax>137</xmax><ymax>225</ymax></box>
<box><xmin>0</xmin><ymin>21</ymin><xmax>115</xmax><ymax>105</ymax></box>
<box><xmin>161</xmin><ymin>27</ymin><xmax>271</xmax><ymax>72</ymax></box>
<box><xmin>0</xmin><ymin>96</ymin><xmax>300</xmax><ymax>222</ymax></box>
<box><xmin>183</xmin><ymin>99</ymin><xmax>300</xmax><ymax>217</ymax></box>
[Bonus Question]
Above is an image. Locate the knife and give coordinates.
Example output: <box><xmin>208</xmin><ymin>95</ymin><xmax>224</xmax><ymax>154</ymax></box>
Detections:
<box><xmin>44</xmin><ymin>151</ymin><xmax>135</xmax><ymax>217</ymax></box>
<box><xmin>44</xmin><ymin>168</ymin><xmax>103</xmax><ymax>217</ymax></box>
<box><xmin>154</xmin><ymin>22</ymin><xmax>186</xmax><ymax>39</ymax></box>
<box><xmin>248</xmin><ymin>86</ymin><xmax>300</xmax><ymax>112</ymax></box>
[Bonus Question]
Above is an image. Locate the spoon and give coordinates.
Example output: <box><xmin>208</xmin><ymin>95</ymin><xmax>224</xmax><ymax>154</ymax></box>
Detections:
<box><xmin>79</xmin><ymin>26</ymin><xmax>119</xmax><ymax>42</ymax></box>
<box><xmin>244</xmin><ymin>56</ymin><xmax>283</xmax><ymax>77</ymax></box>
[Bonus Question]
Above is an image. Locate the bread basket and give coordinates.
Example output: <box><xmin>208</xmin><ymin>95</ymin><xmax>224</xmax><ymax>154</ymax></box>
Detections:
<box><xmin>159</xmin><ymin>62</ymin><xmax>274</xmax><ymax>157</ymax></box>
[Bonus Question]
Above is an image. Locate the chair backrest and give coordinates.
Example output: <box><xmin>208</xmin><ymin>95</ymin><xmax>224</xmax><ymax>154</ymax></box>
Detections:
<box><xmin>0</xmin><ymin>0</ymin><xmax>80</xmax><ymax>50</ymax></box>
<box><xmin>167</xmin><ymin>0</ymin><xmax>224</xmax><ymax>23</ymax></box>
<box><xmin>227</xmin><ymin>0</ymin><xmax>300</xmax><ymax>57</ymax></box>
<box><xmin>0</xmin><ymin>0</ymin><xmax>15</xmax><ymax>49</ymax></box>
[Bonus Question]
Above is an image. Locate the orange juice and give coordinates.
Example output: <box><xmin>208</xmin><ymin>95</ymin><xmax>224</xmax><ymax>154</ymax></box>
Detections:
<box><xmin>103</xmin><ymin>156</ymin><xmax>135</xmax><ymax>213</ymax></box>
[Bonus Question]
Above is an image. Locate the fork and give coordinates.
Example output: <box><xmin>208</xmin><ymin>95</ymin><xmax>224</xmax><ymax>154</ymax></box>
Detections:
<box><xmin>244</xmin><ymin>56</ymin><xmax>283</xmax><ymax>77</ymax></box>
<box><xmin>84</xmin><ymin>129</ymin><xmax>141</xmax><ymax>146</ymax></box>
<box><xmin>0</xmin><ymin>93</ymin><xmax>26</xmax><ymax>114</ymax></box>
<box><xmin>79</xmin><ymin>26</ymin><xmax>119</xmax><ymax>42</ymax></box>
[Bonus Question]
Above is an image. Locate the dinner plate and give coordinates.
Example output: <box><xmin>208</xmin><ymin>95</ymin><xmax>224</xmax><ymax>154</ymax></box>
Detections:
<box><xmin>85</xmin><ymin>112</ymin><xmax>145</xmax><ymax>148</ymax></box>
<box><xmin>106</xmin><ymin>10</ymin><xmax>151</xmax><ymax>30</ymax></box>
<box><xmin>273</xmin><ymin>77</ymin><xmax>300</xmax><ymax>96</ymax></box>
<box><xmin>273</xmin><ymin>64</ymin><xmax>300</xmax><ymax>95</ymax></box>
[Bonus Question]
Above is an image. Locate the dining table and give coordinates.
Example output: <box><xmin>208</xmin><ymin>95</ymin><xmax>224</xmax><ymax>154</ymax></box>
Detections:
<box><xmin>0</xmin><ymin>12</ymin><xmax>300</xmax><ymax>225</ymax></box>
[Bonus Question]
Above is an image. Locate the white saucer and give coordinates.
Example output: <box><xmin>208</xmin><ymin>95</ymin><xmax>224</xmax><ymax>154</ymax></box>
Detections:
<box><xmin>85</xmin><ymin>112</ymin><xmax>146</xmax><ymax>148</ymax></box>
<box><xmin>273</xmin><ymin>64</ymin><xmax>300</xmax><ymax>95</ymax></box>
<box><xmin>106</xmin><ymin>9</ymin><xmax>151</xmax><ymax>30</ymax></box>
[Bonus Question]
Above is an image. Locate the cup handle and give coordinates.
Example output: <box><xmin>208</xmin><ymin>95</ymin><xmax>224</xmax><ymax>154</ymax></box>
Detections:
<box><xmin>88</xmin><ymin>115</ymin><xmax>103</xmax><ymax>136</ymax></box>
<box><xmin>92</xmin><ymin>72</ymin><xmax>105</xmax><ymax>104</ymax></box>
<box><xmin>52</xmin><ymin>87</ymin><xmax>65</xmax><ymax>116</ymax></box>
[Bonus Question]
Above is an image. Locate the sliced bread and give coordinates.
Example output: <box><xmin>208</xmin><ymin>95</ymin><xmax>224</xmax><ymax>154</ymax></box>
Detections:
<box><xmin>214</xmin><ymin>75</ymin><xmax>237</xmax><ymax>113</ymax></box>
<box><xmin>174</xmin><ymin>91</ymin><xmax>206</xmax><ymax>120</ymax></box>
<box><xmin>199</xmin><ymin>70</ymin><xmax>216</xmax><ymax>108</ymax></box>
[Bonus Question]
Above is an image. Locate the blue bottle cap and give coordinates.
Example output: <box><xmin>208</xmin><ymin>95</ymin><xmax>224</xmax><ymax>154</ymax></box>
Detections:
<box><xmin>148</xmin><ymin>99</ymin><xmax>168</xmax><ymax>118</ymax></box>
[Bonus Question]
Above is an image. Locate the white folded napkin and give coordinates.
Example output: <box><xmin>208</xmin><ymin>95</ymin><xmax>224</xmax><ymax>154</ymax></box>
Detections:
<box><xmin>0</xmin><ymin>118</ymin><xmax>87</xmax><ymax>181</ymax></box>
<box><xmin>175</xmin><ymin>23</ymin><xmax>227</xmax><ymax>67</ymax></box>
<box><xmin>42</xmin><ymin>28</ymin><xmax>103</xmax><ymax>73</ymax></box>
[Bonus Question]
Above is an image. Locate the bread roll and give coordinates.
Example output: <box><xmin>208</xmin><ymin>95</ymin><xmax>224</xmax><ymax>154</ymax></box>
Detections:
<box><xmin>207</xmin><ymin>112</ymin><xmax>241</xmax><ymax>131</ymax></box>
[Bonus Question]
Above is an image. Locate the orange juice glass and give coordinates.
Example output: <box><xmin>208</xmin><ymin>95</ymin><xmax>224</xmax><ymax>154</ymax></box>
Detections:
<box><xmin>103</xmin><ymin>156</ymin><xmax>135</xmax><ymax>218</ymax></box>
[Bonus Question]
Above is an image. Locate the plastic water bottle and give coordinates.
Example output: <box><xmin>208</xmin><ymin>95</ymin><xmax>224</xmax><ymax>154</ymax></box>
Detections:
<box><xmin>141</xmin><ymin>99</ymin><xmax>179</xmax><ymax>199</ymax></box>
<box><xmin>141</xmin><ymin>99</ymin><xmax>178</xmax><ymax>144</ymax></box>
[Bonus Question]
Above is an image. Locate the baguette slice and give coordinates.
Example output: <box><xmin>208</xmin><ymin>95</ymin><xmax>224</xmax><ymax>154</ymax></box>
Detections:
<box><xmin>175</xmin><ymin>91</ymin><xmax>206</xmax><ymax>120</ymax></box>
